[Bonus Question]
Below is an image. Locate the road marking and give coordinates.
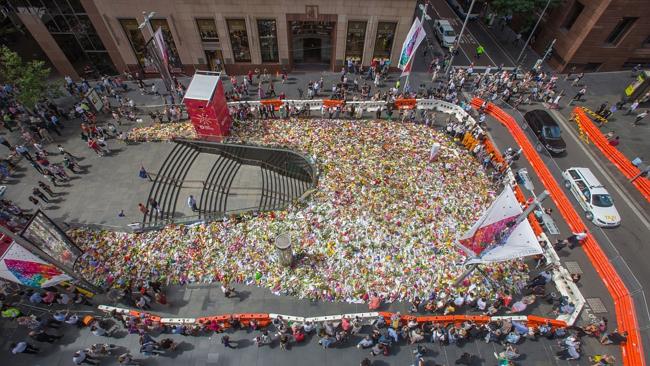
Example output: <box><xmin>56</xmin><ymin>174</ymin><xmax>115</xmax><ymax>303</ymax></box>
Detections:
<box><xmin>436</xmin><ymin>0</ymin><xmax>497</xmax><ymax>67</ymax></box>
<box><xmin>476</xmin><ymin>21</ymin><xmax>517</xmax><ymax>66</ymax></box>
<box><xmin>550</xmin><ymin>109</ymin><xmax>650</xmax><ymax>231</ymax></box>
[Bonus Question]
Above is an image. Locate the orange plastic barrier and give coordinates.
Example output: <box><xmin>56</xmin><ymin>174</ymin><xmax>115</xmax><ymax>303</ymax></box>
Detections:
<box><xmin>323</xmin><ymin>99</ymin><xmax>344</xmax><ymax>108</ymax></box>
<box><xmin>473</xmin><ymin>98</ymin><xmax>645</xmax><ymax>366</ymax></box>
<box><xmin>573</xmin><ymin>107</ymin><xmax>650</xmax><ymax>202</ymax></box>
<box><xmin>395</xmin><ymin>98</ymin><xmax>417</xmax><ymax>110</ymax></box>
<box><xmin>526</xmin><ymin>315</ymin><xmax>567</xmax><ymax>329</ymax></box>
<box><xmin>260</xmin><ymin>99</ymin><xmax>284</xmax><ymax>110</ymax></box>
<box><xmin>512</xmin><ymin>185</ymin><xmax>544</xmax><ymax>236</ymax></box>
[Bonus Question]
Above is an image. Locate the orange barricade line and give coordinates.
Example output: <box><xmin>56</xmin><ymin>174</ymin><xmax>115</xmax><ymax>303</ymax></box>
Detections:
<box><xmin>574</xmin><ymin>107</ymin><xmax>650</xmax><ymax>202</ymax></box>
<box><xmin>395</xmin><ymin>98</ymin><xmax>417</xmax><ymax>110</ymax></box>
<box><xmin>323</xmin><ymin>99</ymin><xmax>344</xmax><ymax>108</ymax></box>
<box><xmin>472</xmin><ymin>98</ymin><xmax>645</xmax><ymax>366</ymax></box>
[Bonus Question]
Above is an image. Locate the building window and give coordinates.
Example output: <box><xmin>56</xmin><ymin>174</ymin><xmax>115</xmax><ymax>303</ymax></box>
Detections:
<box><xmin>345</xmin><ymin>21</ymin><xmax>367</xmax><ymax>61</ymax></box>
<box><xmin>257</xmin><ymin>19</ymin><xmax>278</xmax><ymax>63</ymax></box>
<box><xmin>196</xmin><ymin>18</ymin><xmax>219</xmax><ymax>42</ymax></box>
<box><xmin>605</xmin><ymin>17</ymin><xmax>638</xmax><ymax>45</ymax></box>
<box><xmin>561</xmin><ymin>1</ymin><xmax>583</xmax><ymax>31</ymax></box>
<box><xmin>119</xmin><ymin>18</ymin><xmax>147</xmax><ymax>68</ymax></box>
<box><xmin>22</xmin><ymin>0</ymin><xmax>116</xmax><ymax>75</ymax></box>
<box><xmin>149</xmin><ymin>18</ymin><xmax>183</xmax><ymax>69</ymax></box>
<box><xmin>373</xmin><ymin>22</ymin><xmax>396</xmax><ymax>60</ymax></box>
<box><xmin>205</xmin><ymin>50</ymin><xmax>224</xmax><ymax>71</ymax></box>
<box><xmin>227</xmin><ymin>19</ymin><xmax>251</xmax><ymax>63</ymax></box>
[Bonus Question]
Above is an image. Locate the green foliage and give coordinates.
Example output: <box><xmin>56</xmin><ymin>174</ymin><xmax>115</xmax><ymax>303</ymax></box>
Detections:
<box><xmin>0</xmin><ymin>45</ymin><xmax>60</xmax><ymax>109</ymax></box>
<box><xmin>489</xmin><ymin>0</ymin><xmax>561</xmax><ymax>17</ymax></box>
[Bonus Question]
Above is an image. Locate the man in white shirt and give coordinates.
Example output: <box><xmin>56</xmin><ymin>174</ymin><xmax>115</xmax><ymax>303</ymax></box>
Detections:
<box><xmin>568</xmin><ymin>231</ymin><xmax>587</xmax><ymax>249</ymax></box>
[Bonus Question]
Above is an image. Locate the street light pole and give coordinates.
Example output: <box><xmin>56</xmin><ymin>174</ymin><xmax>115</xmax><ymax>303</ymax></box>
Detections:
<box><xmin>516</xmin><ymin>0</ymin><xmax>552</xmax><ymax>64</ymax></box>
<box><xmin>138</xmin><ymin>11</ymin><xmax>156</xmax><ymax>40</ymax></box>
<box><xmin>445</xmin><ymin>0</ymin><xmax>477</xmax><ymax>76</ymax></box>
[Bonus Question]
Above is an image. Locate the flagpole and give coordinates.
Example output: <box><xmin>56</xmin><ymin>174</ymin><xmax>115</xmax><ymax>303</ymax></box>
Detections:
<box><xmin>404</xmin><ymin>1</ymin><xmax>429</xmax><ymax>94</ymax></box>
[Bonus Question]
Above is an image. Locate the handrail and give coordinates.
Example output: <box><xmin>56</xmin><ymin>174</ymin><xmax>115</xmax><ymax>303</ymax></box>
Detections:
<box><xmin>176</xmin><ymin>139</ymin><xmax>316</xmax><ymax>185</ymax></box>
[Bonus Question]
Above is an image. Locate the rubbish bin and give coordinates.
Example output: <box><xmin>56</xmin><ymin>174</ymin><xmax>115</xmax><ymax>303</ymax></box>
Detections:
<box><xmin>275</xmin><ymin>232</ymin><xmax>293</xmax><ymax>266</ymax></box>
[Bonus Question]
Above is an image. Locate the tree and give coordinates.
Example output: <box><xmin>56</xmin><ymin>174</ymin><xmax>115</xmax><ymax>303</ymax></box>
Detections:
<box><xmin>489</xmin><ymin>0</ymin><xmax>561</xmax><ymax>30</ymax></box>
<box><xmin>0</xmin><ymin>45</ymin><xmax>60</xmax><ymax>109</ymax></box>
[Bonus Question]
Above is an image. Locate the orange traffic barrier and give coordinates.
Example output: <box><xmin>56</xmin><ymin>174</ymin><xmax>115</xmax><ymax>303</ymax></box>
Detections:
<box><xmin>395</xmin><ymin>98</ymin><xmax>417</xmax><ymax>110</ymax></box>
<box><xmin>474</xmin><ymin>98</ymin><xmax>645</xmax><ymax>366</ymax></box>
<box><xmin>526</xmin><ymin>315</ymin><xmax>567</xmax><ymax>329</ymax></box>
<box><xmin>260</xmin><ymin>99</ymin><xmax>284</xmax><ymax>110</ymax></box>
<box><xmin>323</xmin><ymin>99</ymin><xmax>344</xmax><ymax>108</ymax></box>
<box><xmin>573</xmin><ymin>107</ymin><xmax>650</xmax><ymax>202</ymax></box>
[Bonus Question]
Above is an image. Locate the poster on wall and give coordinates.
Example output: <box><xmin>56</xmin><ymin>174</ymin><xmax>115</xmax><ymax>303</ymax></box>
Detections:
<box><xmin>0</xmin><ymin>241</ymin><xmax>72</xmax><ymax>288</ymax></box>
<box><xmin>21</xmin><ymin>210</ymin><xmax>81</xmax><ymax>271</ymax></box>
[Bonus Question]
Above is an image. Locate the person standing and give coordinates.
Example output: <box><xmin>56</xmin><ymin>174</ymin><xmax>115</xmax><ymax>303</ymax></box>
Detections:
<box><xmin>476</xmin><ymin>45</ymin><xmax>485</xmax><ymax>59</ymax></box>
<box><xmin>29</xmin><ymin>330</ymin><xmax>62</xmax><ymax>343</ymax></box>
<box><xmin>633</xmin><ymin>110</ymin><xmax>648</xmax><ymax>126</ymax></box>
<box><xmin>10</xmin><ymin>341</ymin><xmax>39</xmax><ymax>354</ymax></box>
<box><xmin>0</xmin><ymin>136</ymin><xmax>12</xmax><ymax>150</ymax></box>
<box><xmin>138</xmin><ymin>203</ymin><xmax>148</xmax><ymax>215</ymax></box>
<box><xmin>567</xmin><ymin>231</ymin><xmax>587</xmax><ymax>249</ymax></box>
<box><xmin>73</xmin><ymin>350</ymin><xmax>99</xmax><ymax>365</ymax></box>
<box><xmin>187</xmin><ymin>195</ymin><xmax>198</xmax><ymax>212</ymax></box>
<box><xmin>571</xmin><ymin>87</ymin><xmax>587</xmax><ymax>103</ymax></box>
<box><xmin>32</xmin><ymin>188</ymin><xmax>50</xmax><ymax>203</ymax></box>
<box><xmin>626</xmin><ymin>100</ymin><xmax>639</xmax><ymax>115</ymax></box>
<box><xmin>15</xmin><ymin>145</ymin><xmax>33</xmax><ymax>161</ymax></box>
<box><xmin>221</xmin><ymin>335</ymin><xmax>237</xmax><ymax>349</ymax></box>
<box><xmin>148</xmin><ymin>198</ymin><xmax>162</xmax><ymax>216</ymax></box>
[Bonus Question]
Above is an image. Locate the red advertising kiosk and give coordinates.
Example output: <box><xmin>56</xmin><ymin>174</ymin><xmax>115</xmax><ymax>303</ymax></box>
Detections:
<box><xmin>183</xmin><ymin>71</ymin><xmax>232</xmax><ymax>141</ymax></box>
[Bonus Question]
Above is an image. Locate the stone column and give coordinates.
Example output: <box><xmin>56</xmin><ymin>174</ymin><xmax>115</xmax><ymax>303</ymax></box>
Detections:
<box><xmin>15</xmin><ymin>11</ymin><xmax>79</xmax><ymax>79</ymax></box>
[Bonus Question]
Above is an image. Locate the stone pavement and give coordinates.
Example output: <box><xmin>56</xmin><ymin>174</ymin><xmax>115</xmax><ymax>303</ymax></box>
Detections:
<box><xmin>0</xmin><ymin>280</ymin><xmax>605</xmax><ymax>366</ymax></box>
<box><xmin>0</xmin><ymin>69</ymin><xmax>632</xmax><ymax>365</ymax></box>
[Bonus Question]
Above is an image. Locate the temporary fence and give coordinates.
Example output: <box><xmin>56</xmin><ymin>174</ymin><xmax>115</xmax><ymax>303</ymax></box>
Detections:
<box><xmin>573</xmin><ymin>107</ymin><xmax>650</xmax><ymax>202</ymax></box>
<box><xmin>97</xmin><ymin>304</ymin><xmax>567</xmax><ymax>330</ymax></box>
<box><xmin>472</xmin><ymin>98</ymin><xmax>646</xmax><ymax>366</ymax></box>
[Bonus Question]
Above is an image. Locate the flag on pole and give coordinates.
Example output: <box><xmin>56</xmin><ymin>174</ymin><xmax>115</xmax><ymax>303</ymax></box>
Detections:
<box><xmin>153</xmin><ymin>28</ymin><xmax>169</xmax><ymax>68</ymax></box>
<box><xmin>401</xmin><ymin>57</ymin><xmax>414</xmax><ymax>78</ymax></box>
<box><xmin>458</xmin><ymin>185</ymin><xmax>542</xmax><ymax>263</ymax></box>
<box><xmin>398</xmin><ymin>18</ymin><xmax>426</xmax><ymax>70</ymax></box>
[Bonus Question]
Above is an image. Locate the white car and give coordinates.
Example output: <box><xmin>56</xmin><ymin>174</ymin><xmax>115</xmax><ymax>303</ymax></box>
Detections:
<box><xmin>433</xmin><ymin>20</ymin><xmax>457</xmax><ymax>48</ymax></box>
<box><xmin>562</xmin><ymin>167</ymin><xmax>621</xmax><ymax>227</ymax></box>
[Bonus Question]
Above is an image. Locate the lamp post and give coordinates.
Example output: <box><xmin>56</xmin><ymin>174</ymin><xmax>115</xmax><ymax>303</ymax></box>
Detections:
<box><xmin>445</xmin><ymin>0</ymin><xmax>477</xmax><ymax>76</ymax></box>
<box><xmin>516</xmin><ymin>0</ymin><xmax>552</xmax><ymax>64</ymax></box>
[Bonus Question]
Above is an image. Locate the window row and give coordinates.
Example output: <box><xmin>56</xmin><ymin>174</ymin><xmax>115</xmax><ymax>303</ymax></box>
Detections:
<box><xmin>119</xmin><ymin>18</ymin><xmax>397</xmax><ymax>66</ymax></box>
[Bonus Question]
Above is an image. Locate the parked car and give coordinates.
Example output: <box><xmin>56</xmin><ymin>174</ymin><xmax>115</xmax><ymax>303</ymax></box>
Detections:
<box><xmin>433</xmin><ymin>19</ymin><xmax>457</xmax><ymax>48</ymax></box>
<box><xmin>523</xmin><ymin>110</ymin><xmax>567</xmax><ymax>155</ymax></box>
<box><xmin>446</xmin><ymin>0</ymin><xmax>480</xmax><ymax>20</ymax></box>
<box><xmin>562</xmin><ymin>167</ymin><xmax>621</xmax><ymax>227</ymax></box>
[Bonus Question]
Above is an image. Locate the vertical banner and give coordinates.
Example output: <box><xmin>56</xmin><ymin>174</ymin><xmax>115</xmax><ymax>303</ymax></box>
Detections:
<box><xmin>398</xmin><ymin>18</ymin><xmax>426</xmax><ymax>71</ymax></box>
<box><xmin>0</xmin><ymin>241</ymin><xmax>72</xmax><ymax>288</ymax></box>
<box><xmin>145</xmin><ymin>34</ymin><xmax>173</xmax><ymax>92</ymax></box>
<box><xmin>153</xmin><ymin>28</ymin><xmax>170</xmax><ymax>69</ymax></box>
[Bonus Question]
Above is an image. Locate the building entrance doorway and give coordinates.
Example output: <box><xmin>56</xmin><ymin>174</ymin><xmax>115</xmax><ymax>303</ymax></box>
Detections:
<box><xmin>290</xmin><ymin>21</ymin><xmax>334</xmax><ymax>69</ymax></box>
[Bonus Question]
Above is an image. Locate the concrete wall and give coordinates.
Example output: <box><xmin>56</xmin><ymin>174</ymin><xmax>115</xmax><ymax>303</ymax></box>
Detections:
<box><xmin>90</xmin><ymin>0</ymin><xmax>416</xmax><ymax>74</ymax></box>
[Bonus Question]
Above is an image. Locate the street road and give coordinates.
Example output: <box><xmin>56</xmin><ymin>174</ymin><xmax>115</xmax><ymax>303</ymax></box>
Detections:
<box><xmin>484</xmin><ymin>99</ymin><xmax>650</xmax><ymax>362</ymax></box>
